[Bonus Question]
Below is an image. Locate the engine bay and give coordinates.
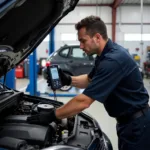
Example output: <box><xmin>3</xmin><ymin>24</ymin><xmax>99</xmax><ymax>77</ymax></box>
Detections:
<box><xmin>0</xmin><ymin>90</ymin><xmax>107</xmax><ymax>150</ymax></box>
<box><xmin>1</xmin><ymin>101</ymin><xmax>77</xmax><ymax>149</ymax></box>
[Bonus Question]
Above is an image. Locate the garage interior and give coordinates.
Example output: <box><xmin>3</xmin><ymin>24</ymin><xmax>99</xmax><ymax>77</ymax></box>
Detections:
<box><xmin>1</xmin><ymin>0</ymin><xmax>150</xmax><ymax>150</ymax></box>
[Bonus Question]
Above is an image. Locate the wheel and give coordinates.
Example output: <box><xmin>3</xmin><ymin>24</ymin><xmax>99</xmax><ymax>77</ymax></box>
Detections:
<box><xmin>60</xmin><ymin>85</ymin><xmax>72</xmax><ymax>91</ymax></box>
<box><xmin>60</xmin><ymin>72</ymin><xmax>72</xmax><ymax>91</ymax></box>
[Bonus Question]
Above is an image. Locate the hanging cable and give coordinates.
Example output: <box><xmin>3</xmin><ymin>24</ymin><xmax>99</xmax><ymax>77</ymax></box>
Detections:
<box><xmin>53</xmin><ymin>90</ymin><xmax>57</xmax><ymax>101</ymax></box>
<box><xmin>3</xmin><ymin>67</ymin><xmax>7</xmax><ymax>90</ymax></box>
<box><xmin>2</xmin><ymin>59</ymin><xmax>9</xmax><ymax>90</ymax></box>
<box><xmin>3</xmin><ymin>74</ymin><xmax>6</xmax><ymax>89</ymax></box>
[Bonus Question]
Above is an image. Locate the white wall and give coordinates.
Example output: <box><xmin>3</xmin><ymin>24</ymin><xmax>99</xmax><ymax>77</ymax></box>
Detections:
<box><xmin>116</xmin><ymin>6</ymin><xmax>150</xmax><ymax>64</ymax></box>
<box><xmin>37</xmin><ymin>5</ymin><xmax>150</xmax><ymax>62</ymax></box>
<box><xmin>117</xmin><ymin>6</ymin><xmax>150</xmax><ymax>24</ymax></box>
<box><xmin>55</xmin><ymin>6</ymin><xmax>112</xmax><ymax>50</ymax></box>
<box><xmin>60</xmin><ymin>6</ymin><xmax>112</xmax><ymax>24</ymax></box>
<box><xmin>37</xmin><ymin>42</ymin><xmax>49</xmax><ymax>60</ymax></box>
<box><xmin>36</xmin><ymin>6</ymin><xmax>112</xmax><ymax>58</ymax></box>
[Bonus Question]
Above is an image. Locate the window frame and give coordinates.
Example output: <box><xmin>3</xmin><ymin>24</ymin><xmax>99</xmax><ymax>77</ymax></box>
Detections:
<box><xmin>59</xmin><ymin>47</ymin><xmax>70</xmax><ymax>58</ymax></box>
<box><xmin>69</xmin><ymin>46</ymin><xmax>90</xmax><ymax>60</ymax></box>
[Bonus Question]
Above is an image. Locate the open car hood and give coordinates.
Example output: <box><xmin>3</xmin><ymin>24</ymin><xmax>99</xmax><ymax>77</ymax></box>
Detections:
<box><xmin>0</xmin><ymin>0</ymin><xmax>79</xmax><ymax>77</ymax></box>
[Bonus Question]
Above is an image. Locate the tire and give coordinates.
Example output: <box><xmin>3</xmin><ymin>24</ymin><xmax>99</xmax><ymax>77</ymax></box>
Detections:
<box><xmin>103</xmin><ymin>132</ymin><xmax>113</xmax><ymax>150</ymax></box>
<box><xmin>60</xmin><ymin>85</ymin><xmax>72</xmax><ymax>91</ymax></box>
<box><xmin>60</xmin><ymin>72</ymin><xmax>72</xmax><ymax>91</ymax></box>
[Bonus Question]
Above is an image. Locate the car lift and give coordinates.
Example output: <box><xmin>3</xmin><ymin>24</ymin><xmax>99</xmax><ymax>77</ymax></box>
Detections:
<box><xmin>25</xmin><ymin>29</ymin><xmax>55</xmax><ymax>96</ymax></box>
<box><xmin>25</xmin><ymin>28</ymin><xmax>77</xmax><ymax>97</ymax></box>
<box><xmin>47</xmin><ymin>29</ymin><xmax>77</xmax><ymax>97</ymax></box>
<box><xmin>26</xmin><ymin>49</ymin><xmax>40</xmax><ymax>96</ymax></box>
<box><xmin>0</xmin><ymin>69</ymin><xmax>15</xmax><ymax>89</ymax></box>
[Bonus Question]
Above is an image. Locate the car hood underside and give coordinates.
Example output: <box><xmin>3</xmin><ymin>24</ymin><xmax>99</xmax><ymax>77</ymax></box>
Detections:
<box><xmin>0</xmin><ymin>0</ymin><xmax>79</xmax><ymax>77</ymax></box>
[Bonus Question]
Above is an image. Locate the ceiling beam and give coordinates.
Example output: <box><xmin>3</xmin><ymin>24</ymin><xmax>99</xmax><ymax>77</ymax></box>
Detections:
<box><xmin>120</xmin><ymin>3</ymin><xmax>150</xmax><ymax>6</ymax></box>
<box><xmin>77</xmin><ymin>4</ymin><xmax>111</xmax><ymax>7</ymax></box>
<box><xmin>111</xmin><ymin>0</ymin><xmax>124</xmax><ymax>8</ymax></box>
<box><xmin>111</xmin><ymin>0</ymin><xmax>124</xmax><ymax>42</ymax></box>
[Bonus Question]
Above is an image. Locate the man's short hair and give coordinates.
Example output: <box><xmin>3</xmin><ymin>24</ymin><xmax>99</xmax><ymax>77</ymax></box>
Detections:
<box><xmin>75</xmin><ymin>15</ymin><xmax>108</xmax><ymax>40</ymax></box>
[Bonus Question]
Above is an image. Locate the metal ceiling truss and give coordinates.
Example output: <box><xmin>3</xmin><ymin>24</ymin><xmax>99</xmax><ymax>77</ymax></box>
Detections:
<box><xmin>77</xmin><ymin>0</ymin><xmax>148</xmax><ymax>42</ymax></box>
<box><xmin>111</xmin><ymin>0</ymin><xmax>124</xmax><ymax>8</ymax></box>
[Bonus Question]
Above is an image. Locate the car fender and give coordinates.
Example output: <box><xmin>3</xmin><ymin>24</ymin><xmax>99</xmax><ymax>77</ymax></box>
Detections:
<box><xmin>57</xmin><ymin>64</ymin><xmax>74</xmax><ymax>76</ymax></box>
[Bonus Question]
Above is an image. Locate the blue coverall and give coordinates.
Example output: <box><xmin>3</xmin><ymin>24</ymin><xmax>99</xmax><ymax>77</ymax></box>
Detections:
<box><xmin>83</xmin><ymin>39</ymin><xmax>150</xmax><ymax>150</ymax></box>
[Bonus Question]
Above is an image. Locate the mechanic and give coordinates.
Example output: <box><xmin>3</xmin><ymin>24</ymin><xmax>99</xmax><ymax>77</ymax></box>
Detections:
<box><xmin>27</xmin><ymin>16</ymin><xmax>150</xmax><ymax>150</ymax></box>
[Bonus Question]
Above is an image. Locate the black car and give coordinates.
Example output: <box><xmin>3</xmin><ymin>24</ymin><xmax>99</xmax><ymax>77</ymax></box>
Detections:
<box><xmin>43</xmin><ymin>44</ymin><xmax>96</xmax><ymax>91</ymax></box>
<box><xmin>0</xmin><ymin>1</ymin><xmax>113</xmax><ymax>150</ymax></box>
<box><xmin>43</xmin><ymin>45</ymin><xmax>144</xmax><ymax>91</ymax></box>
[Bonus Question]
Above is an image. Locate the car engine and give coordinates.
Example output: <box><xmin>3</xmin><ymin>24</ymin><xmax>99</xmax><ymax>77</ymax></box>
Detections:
<box><xmin>0</xmin><ymin>92</ymin><xmax>112</xmax><ymax>150</ymax></box>
<box><xmin>0</xmin><ymin>100</ymin><xmax>75</xmax><ymax>149</ymax></box>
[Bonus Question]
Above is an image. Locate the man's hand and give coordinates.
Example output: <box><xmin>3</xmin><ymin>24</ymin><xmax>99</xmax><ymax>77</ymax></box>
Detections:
<box><xmin>47</xmin><ymin>67</ymin><xmax>72</xmax><ymax>87</ymax></box>
<box><xmin>27</xmin><ymin>109</ymin><xmax>57</xmax><ymax>125</ymax></box>
<box><xmin>59</xmin><ymin>69</ymin><xmax>72</xmax><ymax>86</ymax></box>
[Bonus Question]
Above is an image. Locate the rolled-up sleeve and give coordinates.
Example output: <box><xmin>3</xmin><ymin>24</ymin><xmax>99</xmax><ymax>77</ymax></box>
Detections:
<box><xmin>83</xmin><ymin>58</ymin><xmax>124</xmax><ymax>103</ymax></box>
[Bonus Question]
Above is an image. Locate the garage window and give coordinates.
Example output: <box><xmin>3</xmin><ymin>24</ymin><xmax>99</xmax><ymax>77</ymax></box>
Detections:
<box><xmin>125</xmin><ymin>34</ymin><xmax>150</xmax><ymax>41</ymax></box>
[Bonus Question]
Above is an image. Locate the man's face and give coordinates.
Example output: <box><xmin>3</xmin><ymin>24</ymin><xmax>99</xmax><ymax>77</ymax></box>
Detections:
<box><xmin>78</xmin><ymin>27</ymin><xmax>100</xmax><ymax>56</ymax></box>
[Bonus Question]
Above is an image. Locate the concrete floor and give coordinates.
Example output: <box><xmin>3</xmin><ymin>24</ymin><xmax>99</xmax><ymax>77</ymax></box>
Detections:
<box><xmin>16</xmin><ymin>76</ymin><xmax>150</xmax><ymax>150</ymax></box>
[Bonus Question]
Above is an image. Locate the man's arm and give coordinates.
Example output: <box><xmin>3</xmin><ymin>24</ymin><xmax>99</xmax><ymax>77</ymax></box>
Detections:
<box><xmin>71</xmin><ymin>74</ymin><xmax>91</xmax><ymax>89</ymax></box>
<box><xmin>27</xmin><ymin>94</ymin><xmax>94</xmax><ymax>124</ymax></box>
<box><xmin>55</xmin><ymin>94</ymin><xmax>94</xmax><ymax>119</ymax></box>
